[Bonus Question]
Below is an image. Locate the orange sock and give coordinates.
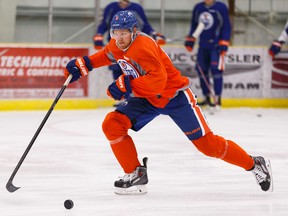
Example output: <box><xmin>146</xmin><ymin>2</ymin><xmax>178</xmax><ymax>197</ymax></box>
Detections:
<box><xmin>110</xmin><ymin>135</ymin><xmax>140</xmax><ymax>173</ymax></box>
<box><xmin>102</xmin><ymin>111</ymin><xmax>141</xmax><ymax>173</ymax></box>
<box><xmin>192</xmin><ymin>132</ymin><xmax>254</xmax><ymax>170</ymax></box>
<box><xmin>222</xmin><ymin>140</ymin><xmax>254</xmax><ymax>170</ymax></box>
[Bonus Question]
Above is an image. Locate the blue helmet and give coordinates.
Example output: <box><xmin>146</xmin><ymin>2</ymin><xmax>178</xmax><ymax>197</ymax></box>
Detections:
<box><xmin>110</xmin><ymin>10</ymin><xmax>138</xmax><ymax>32</ymax></box>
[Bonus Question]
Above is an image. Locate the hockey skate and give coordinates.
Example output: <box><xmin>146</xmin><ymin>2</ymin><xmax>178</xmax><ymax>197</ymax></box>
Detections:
<box><xmin>197</xmin><ymin>95</ymin><xmax>213</xmax><ymax>107</ymax></box>
<box><xmin>251</xmin><ymin>156</ymin><xmax>273</xmax><ymax>192</ymax></box>
<box><xmin>114</xmin><ymin>157</ymin><xmax>148</xmax><ymax>195</ymax></box>
<box><xmin>198</xmin><ymin>95</ymin><xmax>221</xmax><ymax>114</ymax></box>
<box><xmin>198</xmin><ymin>95</ymin><xmax>221</xmax><ymax>107</ymax></box>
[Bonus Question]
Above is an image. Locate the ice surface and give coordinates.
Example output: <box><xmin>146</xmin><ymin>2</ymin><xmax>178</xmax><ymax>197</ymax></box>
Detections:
<box><xmin>1</xmin><ymin>108</ymin><xmax>288</xmax><ymax>216</ymax></box>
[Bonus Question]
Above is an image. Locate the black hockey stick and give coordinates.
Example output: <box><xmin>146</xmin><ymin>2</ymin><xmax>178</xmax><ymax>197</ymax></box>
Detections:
<box><xmin>6</xmin><ymin>74</ymin><xmax>72</xmax><ymax>193</ymax></box>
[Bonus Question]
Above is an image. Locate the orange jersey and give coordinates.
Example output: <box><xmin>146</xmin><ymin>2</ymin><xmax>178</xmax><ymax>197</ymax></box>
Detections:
<box><xmin>89</xmin><ymin>32</ymin><xmax>190</xmax><ymax>108</ymax></box>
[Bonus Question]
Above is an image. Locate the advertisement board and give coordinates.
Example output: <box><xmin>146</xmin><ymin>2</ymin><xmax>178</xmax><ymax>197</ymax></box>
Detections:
<box><xmin>163</xmin><ymin>46</ymin><xmax>288</xmax><ymax>98</ymax></box>
<box><xmin>0</xmin><ymin>45</ymin><xmax>287</xmax><ymax>99</ymax></box>
<box><xmin>0</xmin><ymin>45</ymin><xmax>89</xmax><ymax>98</ymax></box>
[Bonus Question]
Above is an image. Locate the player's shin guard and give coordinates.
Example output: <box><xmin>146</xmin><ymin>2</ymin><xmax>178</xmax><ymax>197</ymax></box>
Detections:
<box><xmin>192</xmin><ymin>132</ymin><xmax>254</xmax><ymax>170</ymax></box>
<box><xmin>102</xmin><ymin>111</ymin><xmax>141</xmax><ymax>173</ymax></box>
<box><xmin>110</xmin><ymin>135</ymin><xmax>141</xmax><ymax>173</ymax></box>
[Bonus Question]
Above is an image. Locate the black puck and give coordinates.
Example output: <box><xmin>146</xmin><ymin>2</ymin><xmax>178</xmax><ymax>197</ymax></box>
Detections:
<box><xmin>64</xmin><ymin>199</ymin><xmax>74</xmax><ymax>209</ymax></box>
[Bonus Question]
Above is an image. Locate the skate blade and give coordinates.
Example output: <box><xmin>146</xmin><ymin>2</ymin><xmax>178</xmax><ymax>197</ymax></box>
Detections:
<box><xmin>114</xmin><ymin>185</ymin><xmax>147</xmax><ymax>195</ymax></box>
<box><xmin>266</xmin><ymin>159</ymin><xmax>274</xmax><ymax>192</ymax></box>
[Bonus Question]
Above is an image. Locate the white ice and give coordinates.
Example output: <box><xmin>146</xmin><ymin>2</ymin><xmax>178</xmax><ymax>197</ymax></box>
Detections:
<box><xmin>1</xmin><ymin>107</ymin><xmax>288</xmax><ymax>216</ymax></box>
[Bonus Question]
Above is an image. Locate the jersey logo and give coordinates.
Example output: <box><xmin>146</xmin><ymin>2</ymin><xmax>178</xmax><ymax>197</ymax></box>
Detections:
<box><xmin>117</xmin><ymin>59</ymin><xmax>139</xmax><ymax>78</ymax></box>
<box><xmin>199</xmin><ymin>12</ymin><xmax>214</xmax><ymax>30</ymax></box>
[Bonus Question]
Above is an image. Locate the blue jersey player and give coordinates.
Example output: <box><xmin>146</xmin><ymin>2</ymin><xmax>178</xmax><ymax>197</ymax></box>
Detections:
<box><xmin>94</xmin><ymin>0</ymin><xmax>165</xmax><ymax>87</ymax></box>
<box><xmin>185</xmin><ymin>0</ymin><xmax>231</xmax><ymax>108</ymax></box>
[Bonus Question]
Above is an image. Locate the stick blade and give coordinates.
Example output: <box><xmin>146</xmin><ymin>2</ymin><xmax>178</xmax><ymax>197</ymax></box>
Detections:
<box><xmin>6</xmin><ymin>181</ymin><xmax>20</xmax><ymax>193</ymax></box>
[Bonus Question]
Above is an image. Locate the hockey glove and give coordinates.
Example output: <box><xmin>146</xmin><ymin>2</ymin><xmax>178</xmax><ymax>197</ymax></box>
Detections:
<box><xmin>93</xmin><ymin>34</ymin><xmax>104</xmax><ymax>50</ymax></box>
<box><xmin>151</xmin><ymin>32</ymin><xmax>166</xmax><ymax>45</ymax></box>
<box><xmin>64</xmin><ymin>56</ymin><xmax>93</xmax><ymax>83</ymax></box>
<box><xmin>184</xmin><ymin>36</ymin><xmax>195</xmax><ymax>52</ymax></box>
<box><xmin>269</xmin><ymin>40</ymin><xmax>284</xmax><ymax>57</ymax></box>
<box><xmin>107</xmin><ymin>75</ymin><xmax>132</xmax><ymax>100</ymax></box>
<box><xmin>218</xmin><ymin>40</ymin><xmax>230</xmax><ymax>54</ymax></box>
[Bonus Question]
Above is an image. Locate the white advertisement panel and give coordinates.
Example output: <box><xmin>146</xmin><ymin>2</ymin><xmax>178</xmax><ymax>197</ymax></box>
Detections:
<box><xmin>162</xmin><ymin>46</ymin><xmax>288</xmax><ymax>98</ymax></box>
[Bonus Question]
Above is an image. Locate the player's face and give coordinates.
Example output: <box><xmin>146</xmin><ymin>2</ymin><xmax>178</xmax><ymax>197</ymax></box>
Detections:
<box><xmin>204</xmin><ymin>0</ymin><xmax>214</xmax><ymax>6</ymax></box>
<box><xmin>112</xmin><ymin>29</ymin><xmax>132</xmax><ymax>50</ymax></box>
<box><xmin>119</xmin><ymin>0</ymin><xmax>129</xmax><ymax>9</ymax></box>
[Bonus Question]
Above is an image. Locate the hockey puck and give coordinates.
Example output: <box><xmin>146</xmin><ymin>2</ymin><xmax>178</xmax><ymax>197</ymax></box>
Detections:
<box><xmin>257</xmin><ymin>114</ymin><xmax>262</xmax><ymax>117</ymax></box>
<box><xmin>64</xmin><ymin>199</ymin><xmax>74</xmax><ymax>210</ymax></box>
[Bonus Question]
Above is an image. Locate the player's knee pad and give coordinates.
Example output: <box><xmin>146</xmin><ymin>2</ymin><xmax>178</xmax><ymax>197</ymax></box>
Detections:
<box><xmin>192</xmin><ymin>132</ymin><xmax>228</xmax><ymax>159</ymax></box>
<box><xmin>102</xmin><ymin>111</ymin><xmax>132</xmax><ymax>141</ymax></box>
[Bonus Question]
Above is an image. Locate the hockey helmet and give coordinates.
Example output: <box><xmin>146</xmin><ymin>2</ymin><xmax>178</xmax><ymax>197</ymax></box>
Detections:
<box><xmin>110</xmin><ymin>10</ymin><xmax>138</xmax><ymax>32</ymax></box>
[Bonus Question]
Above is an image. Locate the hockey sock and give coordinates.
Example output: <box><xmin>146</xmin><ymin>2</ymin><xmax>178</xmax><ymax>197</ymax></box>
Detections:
<box><xmin>192</xmin><ymin>132</ymin><xmax>254</xmax><ymax>170</ymax></box>
<box><xmin>110</xmin><ymin>135</ymin><xmax>141</xmax><ymax>173</ymax></box>
<box><xmin>102</xmin><ymin>111</ymin><xmax>140</xmax><ymax>173</ymax></box>
<box><xmin>222</xmin><ymin>140</ymin><xmax>254</xmax><ymax>170</ymax></box>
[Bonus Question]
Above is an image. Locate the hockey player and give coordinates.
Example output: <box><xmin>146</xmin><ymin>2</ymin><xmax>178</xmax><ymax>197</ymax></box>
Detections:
<box><xmin>269</xmin><ymin>19</ymin><xmax>288</xmax><ymax>58</ymax></box>
<box><xmin>94</xmin><ymin>0</ymin><xmax>165</xmax><ymax>107</ymax></box>
<box><xmin>65</xmin><ymin>10</ymin><xmax>273</xmax><ymax>195</ymax></box>
<box><xmin>184</xmin><ymin>0</ymin><xmax>231</xmax><ymax>108</ymax></box>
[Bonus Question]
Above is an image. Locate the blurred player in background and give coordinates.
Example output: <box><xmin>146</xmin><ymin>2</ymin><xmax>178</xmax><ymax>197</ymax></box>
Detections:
<box><xmin>269</xmin><ymin>19</ymin><xmax>288</xmax><ymax>58</ymax></box>
<box><xmin>184</xmin><ymin>0</ymin><xmax>231</xmax><ymax>109</ymax></box>
<box><xmin>65</xmin><ymin>10</ymin><xmax>272</xmax><ymax>195</ymax></box>
<box><xmin>94</xmin><ymin>0</ymin><xmax>165</xmax><ymax>106</ymax></box>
